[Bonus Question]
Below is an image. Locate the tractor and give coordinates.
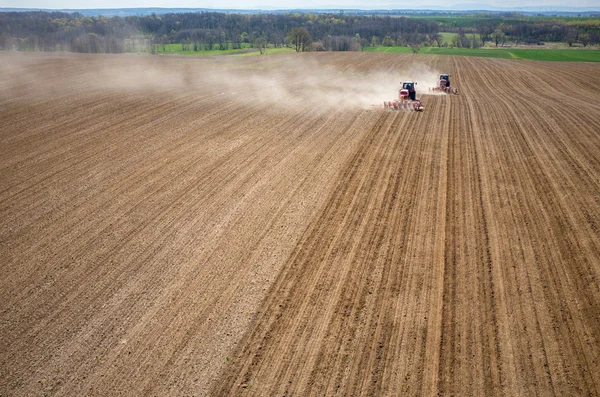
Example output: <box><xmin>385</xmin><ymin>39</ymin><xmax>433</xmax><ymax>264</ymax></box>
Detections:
<box><xmin>430</xmin><ymin>74</ymin><xmax>458</xmax><ymax>94</ymax></box>
<box><xmin>383</xmin><ymin>81</ymin><xmax>424</xmax><ymax>111</ymax></box>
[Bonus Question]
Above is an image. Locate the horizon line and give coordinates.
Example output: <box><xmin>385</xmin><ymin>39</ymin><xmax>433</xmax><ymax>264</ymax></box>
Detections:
<box><xmin>0</xmin><ymin>4</ymin><xmax>600</xmax><ymax>12</ymax></box>
<box><xmin>2</xmin><ymin>6</ymin><xmax>600</xmax><ymax>11</ymax></box>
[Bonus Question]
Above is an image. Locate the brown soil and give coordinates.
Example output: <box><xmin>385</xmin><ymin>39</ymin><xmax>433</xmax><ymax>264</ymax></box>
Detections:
<box><xmin>1</xmin><ymin>52</ymin><xmax>599</xmax><ymax>396</ymax></box>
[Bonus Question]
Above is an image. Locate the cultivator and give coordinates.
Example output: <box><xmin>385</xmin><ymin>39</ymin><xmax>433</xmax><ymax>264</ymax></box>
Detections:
<box><xmin>383</xmin><ymin>99</ymin><xmax>424</xmax><ymax>111</ymax></box>
<box><xmin>429</xmin><ymin>74</ymin><xmax>458</xmax><ymax>95</ymax></box>
<box><xmin>383</xmin><ymin>81</ymin><xmax>424</xmax><ymax>112</ymax></box>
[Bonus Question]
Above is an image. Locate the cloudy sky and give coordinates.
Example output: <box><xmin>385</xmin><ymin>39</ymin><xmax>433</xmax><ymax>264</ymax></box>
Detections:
<box><xmin>1</xmin><ymin>0</ymin><xmax>598</xmax><ymax>9</ymax></box>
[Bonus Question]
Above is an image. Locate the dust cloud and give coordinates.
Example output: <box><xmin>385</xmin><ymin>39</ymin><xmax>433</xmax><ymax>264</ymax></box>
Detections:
<box><xmin>0</xmin><ymin>52</ymin><xmax>444</xmax><ymax>109</ymax></box>
<box><xmin>203</xmin><ymin>57</ymin><xmax>445</xmax><ymax>109</ymax></box>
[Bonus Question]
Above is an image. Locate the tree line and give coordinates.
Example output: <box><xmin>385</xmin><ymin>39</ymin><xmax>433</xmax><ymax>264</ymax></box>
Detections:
<box><xmin>0</xmin><ymin>11</ymin><xmax>598</xmax><ymax>54</ymax></box>
<box><xmin>432</xmin><ymin>13</ymin><xmax>600</xmax><ymax>47</ymax></box>
<box><xmin>0</xmin><ymin>11</ymin><xmax>438</xmax><ymax>53</ymax></box>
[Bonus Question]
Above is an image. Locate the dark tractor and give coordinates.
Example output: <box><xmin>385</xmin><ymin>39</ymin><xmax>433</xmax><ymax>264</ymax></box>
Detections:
<box><xmin>430</xmin><ymin>74</ymin><xmax>458</xmax><ymax>94</ymax></box>
<box><xmin>383</xmin><ymin>81</ymin><xmax>424</xmax><ymax>111</ymax></box>
<box><xmin>440</xmin><ymin>74</ymin><xmax>450</xmax><ymax>88</ymax></box>
<box><xmin>401</xmin><ymin>81</ymin><xmax>417</xmax><ymax>101</ymax></box>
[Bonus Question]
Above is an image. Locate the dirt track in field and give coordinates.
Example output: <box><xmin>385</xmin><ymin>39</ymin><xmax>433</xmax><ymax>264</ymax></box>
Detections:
<box><xmin>0</xmin><ymin>52</ymin><xmax>599</xmax><ymax>396</ymax></box>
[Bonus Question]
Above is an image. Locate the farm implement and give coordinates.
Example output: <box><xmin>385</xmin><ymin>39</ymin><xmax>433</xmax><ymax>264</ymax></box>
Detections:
<box><xmin>429</xmin><ymin>74</ymin><xmax>458</xmax><ymax>95</ymax></box>
<box><xmin>383</xmin><ymin>81</ymin><xmax>424</xmax><ymax>112</ymax></box>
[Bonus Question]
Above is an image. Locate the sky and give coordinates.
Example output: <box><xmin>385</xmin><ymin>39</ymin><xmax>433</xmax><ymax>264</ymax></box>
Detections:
<box><xmin>0</xmin><ymin>0</ymin><xmax>598</xmax><ymax>9</ymax></box>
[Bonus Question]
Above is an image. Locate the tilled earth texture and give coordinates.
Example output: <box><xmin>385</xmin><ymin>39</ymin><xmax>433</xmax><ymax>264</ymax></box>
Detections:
<box><xmin>1</xmin><ymin>52</ymin><xmax>599</xmax><ymax>396</ymax></box>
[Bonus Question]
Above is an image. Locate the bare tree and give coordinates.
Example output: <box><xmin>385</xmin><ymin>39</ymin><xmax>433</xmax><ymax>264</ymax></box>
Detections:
<box><xmin>256</xmin><ymin>36</ymin><xmax>268</xmax><ymax>54</ymax></box>
<box><xmin>459</xmin><ymin>32</ymin><xmax>471</xmax><ymax>48</ymax></box>
<box><xmin>564</xmin><ymin>28</ymin><xmax>577</xmax><ymax>47</ymax></box>
<box><xmin>382</xmin><ymin>36</ymin><xmax>394</xmax><ymax>46</ymax></box>
<box><xmin>218</xmin><ymin>30</ymin><xmax>227</xmax><ymax>50</ymax></box>
<box><xmin>493</xmin><ymin>29</ymin><xmax>506</xmax><ymax>47</ymax></box>
<box><xmin>287</xmin><ymin>27</ymin><xmax>311</xmax><ymax>52</ymax></box>
<box><xmin>477</xmin><ymin>25</ymin><xmax>492</xmax><ymax>46</ymax></box>
<box><xmin>471</xmin><ymin>33</ymin><xmax>480</xmax><ymax>48</ymax></box>
<box><xmin>354</xmin><ymin>33</ymin><xmax>362</xmax><ymax>51</ymax></box>
<box><xmin>580</xmin><ymin>33</ymin><xmax>589</xmax><ymax>47</ymax></box>
<box><xmin>161</xmin><ymin>34</ymin><xmax>168</xmax><ymax>52</ymax></box>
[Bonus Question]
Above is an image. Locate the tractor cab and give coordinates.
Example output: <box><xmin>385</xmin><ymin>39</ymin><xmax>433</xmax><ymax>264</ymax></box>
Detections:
<box><xmin>402</xmin><ymin>81</ymin><xmax>416</xmax><ymax>91</ymax></box>
<box><xmin>439</xmin><ymin>74</ymin><xmax>450</xmax><ymax>88</ymax></box>
<box><xmin>400</xmin><ymin>81</ymin><xmax>417</xmax><ymax>101</ymax></box>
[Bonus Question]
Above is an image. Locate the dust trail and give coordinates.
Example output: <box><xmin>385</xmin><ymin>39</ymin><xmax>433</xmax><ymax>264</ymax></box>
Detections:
<box><xmin>206</xmin><ymin>58</ymin><xmax>443</xmax><ymax>110</ymax></box>
<box><xmin>1</xmin><ymin>52</ymin><xmax>444</xmax><ymax>109</ymax></box>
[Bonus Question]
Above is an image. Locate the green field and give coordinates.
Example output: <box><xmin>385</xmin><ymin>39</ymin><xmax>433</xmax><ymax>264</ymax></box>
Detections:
<box><xmin>410</xmin><ymin>15</ymin><xmax>600</xmax><ymax>28</ymax></box>
<box><xmin>438</xmin><ymin>32</ymin><xmax>455</xmax><ymax>44</ymax></box>
<box><xmin>233</xmin><ymin>47</ymin><xmax>296</xmax><ymax>56</ymax></box>
<box><xmin>154</xmin><ymin>42</ymin><xmax>600</xmax><ymax>62</ymax></box>
<box><xmin>363</xmin><ymin>46</ymin><xmax>600</xmax><ymax>61</ymax></box>
<box><xmin>155</xmin><ymin>43</ymin><xmax>294</xmax><ymax>56</ymax></box>
<box><xmin>438</xmin><ymin>32</ymin><xmax>481</xmax><ymax>44</ymax></box>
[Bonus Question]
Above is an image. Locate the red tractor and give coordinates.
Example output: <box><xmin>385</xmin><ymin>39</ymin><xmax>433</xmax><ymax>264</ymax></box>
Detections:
<box><xmin>430</xmin><ymin>74</ymin><xmax>458</xmax><ymax>94</ymax></box>
<box><xmin>383</xmin><ymin>81</ymin><xmax>424</xmax><ymax>111</ymax></box>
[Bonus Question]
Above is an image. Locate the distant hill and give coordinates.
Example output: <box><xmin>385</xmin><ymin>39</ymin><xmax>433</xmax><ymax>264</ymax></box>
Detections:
<box><xmin>0</xmin><ymin>7</ymin><xmax>599</xmax><ymax>17</ymax></box>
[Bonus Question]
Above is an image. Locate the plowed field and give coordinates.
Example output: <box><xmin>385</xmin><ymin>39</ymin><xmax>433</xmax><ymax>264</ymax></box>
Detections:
<box><xmin>1</xmin><ymin>52</ymin><xmax>599</xmax><ymax>396</ymax></box>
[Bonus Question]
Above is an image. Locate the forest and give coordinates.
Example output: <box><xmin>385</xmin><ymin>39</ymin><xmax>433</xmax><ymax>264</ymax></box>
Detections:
<box><xmin>0</xmin><ymin>10</ymin><xmax>599</xmax><ymax>53</ymax></box>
